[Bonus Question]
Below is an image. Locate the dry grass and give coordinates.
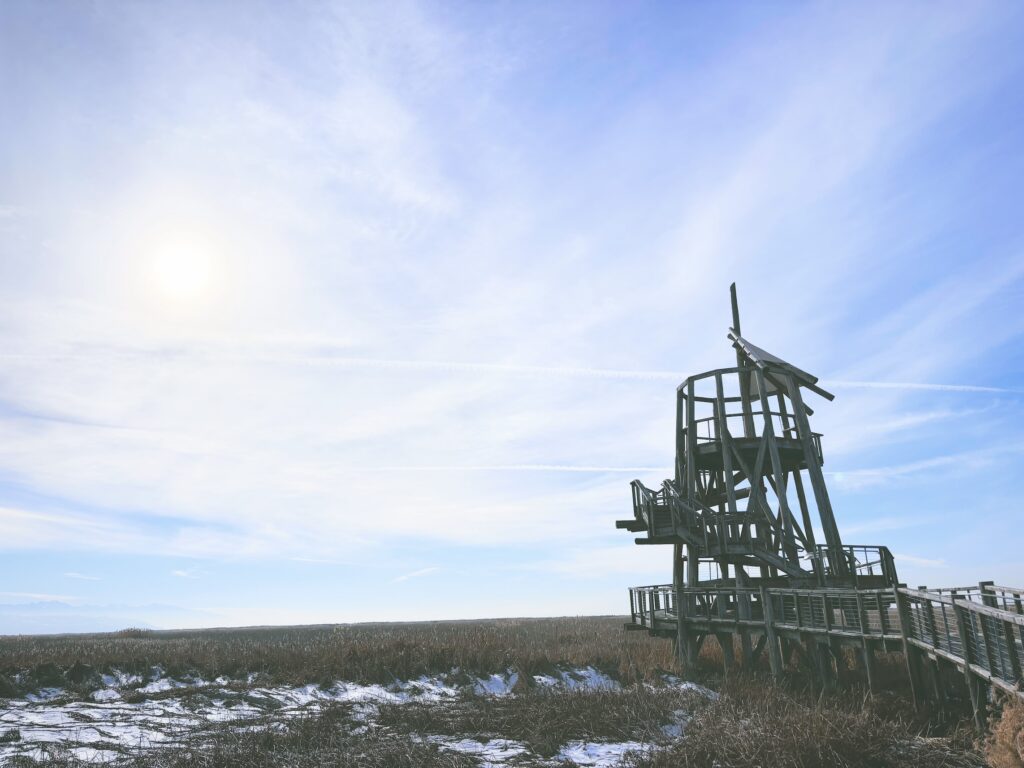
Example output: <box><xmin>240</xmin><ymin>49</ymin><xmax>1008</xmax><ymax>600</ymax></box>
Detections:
<box><xmin>623</xmin><ymin>677</ymin><xmax>985</xmax><ymax>768</ymax></box>
<box><xmin>988</xmin><ymin>694</ymin><xmax>1024</xmax><ymax>768</ymax></box>
<box><xmin>1</xmin><ymin>618</ymin><xmax>996</xmax><ymax>768</ymax></box>
<box><xmin>0</xmin><ymin>617</ymin><xmax>680</xmax><ymax>691</ymax></box>
<box><xmin>377</xmin><ymin>684</ymin><xmax>708</xmax><ymax>757</ymax></box>
<box><xmin>13</xmin><ymin>678</ymin><xmax>984</xmax><ymax>768</ymax></box>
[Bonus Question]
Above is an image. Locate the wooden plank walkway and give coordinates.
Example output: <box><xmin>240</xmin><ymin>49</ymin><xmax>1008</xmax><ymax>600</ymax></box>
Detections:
<box><xmin>627</xmin><ymin>581</ymin><xmax>1024</xmax><ymax>714</ymax></box>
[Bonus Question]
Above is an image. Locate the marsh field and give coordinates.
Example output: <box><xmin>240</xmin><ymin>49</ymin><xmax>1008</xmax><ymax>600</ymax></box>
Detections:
<box><xmin>0</xmin><ymin>616</ymin><xmax>1008</xmax><ymax>767</ymax></box>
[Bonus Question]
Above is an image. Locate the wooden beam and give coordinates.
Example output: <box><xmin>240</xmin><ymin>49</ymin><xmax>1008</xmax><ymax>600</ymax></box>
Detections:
<box><xmin>783</xmin><ymin>372</ymin><xmax>845</xmax><ymax>570</ymax></box>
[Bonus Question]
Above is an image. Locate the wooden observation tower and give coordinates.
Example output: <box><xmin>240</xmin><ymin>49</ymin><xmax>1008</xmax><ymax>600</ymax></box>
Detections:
<box><xmin>616</xmin><ymin>286</ymin><xmax>1024</xmax><ymax>724</ymax></box>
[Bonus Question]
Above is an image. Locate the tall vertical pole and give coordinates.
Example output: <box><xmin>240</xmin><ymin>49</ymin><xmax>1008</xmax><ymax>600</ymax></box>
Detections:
<box><xmin>731</xmin><ymin>283</ymin><xmax>756</xmax><ymax>438</ymax></box>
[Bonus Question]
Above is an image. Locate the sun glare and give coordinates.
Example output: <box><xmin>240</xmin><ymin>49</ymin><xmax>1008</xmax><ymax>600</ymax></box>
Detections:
<box><xmin>150</xmin><ymin>243</ymin><xmax>215</xmax><ymax>303</ymax></box>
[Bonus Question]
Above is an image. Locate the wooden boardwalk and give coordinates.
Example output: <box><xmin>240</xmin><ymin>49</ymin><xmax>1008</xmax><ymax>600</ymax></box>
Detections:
<box><xmin>626</xmin><ymin>581</ymin><xmax>1024</xmax><ymax>725</ymax></box>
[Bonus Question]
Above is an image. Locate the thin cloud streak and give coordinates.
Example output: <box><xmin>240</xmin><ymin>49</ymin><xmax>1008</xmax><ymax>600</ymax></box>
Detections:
<box><xmin>340</xmin><ymin>464</ymin><xmax>673</xmax><ymax>473</ymax></box>
<box><xmin>895</xmin><ymin>554</ymin><xmax>946</xmax><ymax>568</ymax></box>
<box><xmin>0</xmin><ymin>591</ymin><xmax>78</xmax><ymax>602</ymax></box>
<box><xmin>827</xmin><ymin>442</ymin><xmax>1024</xmax><ymax>489</ymax></box>
<box><xmin>392</xmin><ymin>566</ymin><xmax>440</xmax><ymax>583</ymax></box>
<box><xmin>828</xmin><ymin>380</ymin><xmax>1014</xmax><ymax>394</ymax></box>
<box><xmin>0</xmin><ymin>347</ymin><xmax>1014</xmax><ymax>393</ymax></box>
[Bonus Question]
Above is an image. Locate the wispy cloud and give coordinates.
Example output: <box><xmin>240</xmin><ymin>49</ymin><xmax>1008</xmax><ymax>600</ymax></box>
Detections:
<box><xmin>64</xmin><ymin>572</ymin><xmax>101</xmax><ymax>581</ymax></box>
<box><xmin>838</xmin><ymin>517</ymin><xmax>930</xmax><ymax>537</ymax></box>
<box><xmin>895</xmin><ymin>554</ymin><xmax>946</xmax><ymax>568</ymax></box>
<box><xmin>1</xmin><ymin>345</ymin><xmax>1016</xmax><ymax>394</ymax></box>
<box><xmin>340</xmin><ymin>464</ymin><xmax>671</xmax><ymax>473</ymax></box>
<box><xmin>827</xmin><ymin>443</ymin><xmax>1024</xmax><ymax>490</ymax></box>
<box><xmin>392</xmin><ymin>567</ymin><xmax>440</xmax><ymax>583</ymax></box>
<box><xmin>828</xmin><ymin>380</ymin><xmax>1013</xmax><ymax>394</ymax></box>
<box><xmin>828</xmin><ymin>456</ymin><xmax>965</xmax><ymax>490</ymax></box>
<box><xmin>523</xmin><ymin>547</ymin><xmax>672</xmax><ymax>579</ymax></box>
<box><xmin>0</xmin><ymin>204</ymin><xmax>28</xmax><ymax>219</ymax></box>
<box><xmin>0</xmin><ymin>591</ymin><xmax>78</xmax><ymax>602</ymax></box>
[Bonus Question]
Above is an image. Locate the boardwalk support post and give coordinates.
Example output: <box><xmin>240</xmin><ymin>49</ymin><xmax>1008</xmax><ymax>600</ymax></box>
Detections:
<box><xmin>894</xmin><ymin>588</ymin><xmax>926</xmax><ymax>709</ymax></box>
<box><xmin>951</xmin><ymin>595</ymin><xmax>987</xmax><ymax>730</ymax></box>
<box><xmin>760</xmin><ymin>586</ymin><xmax>783</xmax><ymax>677</ymax></box>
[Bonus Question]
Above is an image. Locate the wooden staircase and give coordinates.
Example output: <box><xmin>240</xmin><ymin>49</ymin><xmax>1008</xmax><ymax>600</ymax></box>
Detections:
<box><xmin>616</xmin><ymin>479</ymin><xmax>809</xmax><ymax>577</ymax></box>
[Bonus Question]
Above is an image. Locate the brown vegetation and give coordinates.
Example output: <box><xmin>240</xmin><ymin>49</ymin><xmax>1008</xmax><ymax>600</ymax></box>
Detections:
<box><xmin>988</xmin><ymin>694</ymin><xmax>1024</xmax><ymax>768</ymax></box>
<box><xmin>377</xmin><ymin>685</ymin><xmax>707</xmax><ymax>757</ymax></box>
<box><xmin>623</xmin><ymin>677</ymin><xmax>984</xmax><ymax>768</ymax></box>
<box><xmin>1</xmin><ymin>618</ymin><xmax>996</xmax><ymax>768</ymax></box>
<box><xmin>0</xmin><ymin>617</ymin><xmax>679</xmax><ymax>689</ymax></box>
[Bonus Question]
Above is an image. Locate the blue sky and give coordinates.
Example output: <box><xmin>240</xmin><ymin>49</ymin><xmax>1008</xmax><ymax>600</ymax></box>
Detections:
<box><xmin>1</xmin><ymin>1</ymin><xmax>1023</xmax><ymax>633</ymax></box>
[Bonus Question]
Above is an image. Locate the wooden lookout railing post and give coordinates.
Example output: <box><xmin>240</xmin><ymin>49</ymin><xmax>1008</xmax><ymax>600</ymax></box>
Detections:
<box><xmin>980</xmin><ymin>581</ymin><xmax>997</xmax><ymax>608</ymax></box>
<box><xmin>1003</xmin><ymin>616</ymin><xmax>1023</xmax><ymax>687</ymax></box>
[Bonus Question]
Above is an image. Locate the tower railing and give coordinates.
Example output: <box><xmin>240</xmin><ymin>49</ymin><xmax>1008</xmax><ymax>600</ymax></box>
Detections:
<box><xmin>628</xmin><ymin>584</ymin><xmax>676</xmax><ymax>628</ymax></box>
<box><xmin>811</xmin><ymin>545</ymin><xmax>898</xmax><ymax>586</ymax></box>
<box><xmin>687</xmin><ymin>412</ymin><xmax>824</xmax><ymax>465</ymax></box>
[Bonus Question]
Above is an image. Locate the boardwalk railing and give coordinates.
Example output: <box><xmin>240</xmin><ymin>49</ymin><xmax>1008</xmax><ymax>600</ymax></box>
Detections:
<box><xmin>899</xmin><ymin>585</ymin><xmax>1024</xmax><ymax>698</ymax></box>
<box><xmin>626</xmin><ymin>581</ymin><xmax>1024</xmax><ymax>706</ymax></box>
<box><xmin>768</xmin><ymin>587</ymin><xmax>900</xmax><ymax>637</ymax></box>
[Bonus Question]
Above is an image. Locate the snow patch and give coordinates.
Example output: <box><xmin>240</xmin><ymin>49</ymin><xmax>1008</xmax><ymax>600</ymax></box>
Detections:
<box><xmin>473</xmin><ymin>671</ymin><xmax>518</xmax><ymax>696</ymax></box>
<box><xmin>661</xmin><ymin>708</ymin><xmax>691</xmax><ymax>739</ymax></box>
<box><xmin>138</xmin><ymin>678</ymin><xmax>180</xmax><ymax>694</ymax></box>
<box><xmin>429</xmin><ymin>736</ymin><xmax>528</xmax><ymax>767</ymax></box>
<box><xmin>557</xmin><ymin>740</ymin><xmax>652</xmax><ymax>765</ymax></box>
<box><xmin>0</xmin><ymin>667</ymin><xmax>715</xmax><ymax>766</ymax></box>
<box><xmin>394</xmin><ymin>675</ymin><xmax>460</xmax><ymax>701</ymax></box>
<box><xmin>100</xmin><ymin>671</ymin><xmax>140</xmax><ymax>688</ymax></box>
<box><xmin>533</xmin><ymin>666</ymin><xmax>619</xmax><ymax>691</ymax></box>
<box><xmin>24</xmin><ymin>688</ymin><xmax>64</xmax><ymax>703</ymax></box>
<box><xmin>662</xmin><ymin>676</ymin><xmax>719</xmax><ymax>700</ymax></box>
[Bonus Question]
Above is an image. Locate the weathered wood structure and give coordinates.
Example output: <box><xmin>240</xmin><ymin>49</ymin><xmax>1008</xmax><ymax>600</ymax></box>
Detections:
<box><xmin>617</xmin><ymin>285</ymin><xmax>1024</xmax><ymax>726</ymax></box>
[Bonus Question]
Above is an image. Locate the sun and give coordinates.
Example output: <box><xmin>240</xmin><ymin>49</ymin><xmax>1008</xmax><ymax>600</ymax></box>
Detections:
<box><xmin>150</xmin><ymin>242</ymin><xmax>215</xmax><ymax>303</ymax></box>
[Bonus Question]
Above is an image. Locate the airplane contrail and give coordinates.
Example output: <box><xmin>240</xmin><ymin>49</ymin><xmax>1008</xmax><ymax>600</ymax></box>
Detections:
<box><xmin>0</xmin><ymin>348</ymin><xmax>1015</xmax><ymax>393</ymax></box>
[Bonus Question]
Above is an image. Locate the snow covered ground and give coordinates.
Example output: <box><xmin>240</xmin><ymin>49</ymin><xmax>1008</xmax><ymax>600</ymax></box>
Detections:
<box><xmin>0</xmin><ymin>667</ymin><xmax>716</xmax><ymax>766</ymax></box>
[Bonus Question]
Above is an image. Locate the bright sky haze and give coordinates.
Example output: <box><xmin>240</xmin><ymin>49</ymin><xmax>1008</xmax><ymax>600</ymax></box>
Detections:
<box><xmin>1</xmin><ymin>1</ymin><xmax>1023</xmax><ymax>633</ymax></box>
